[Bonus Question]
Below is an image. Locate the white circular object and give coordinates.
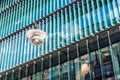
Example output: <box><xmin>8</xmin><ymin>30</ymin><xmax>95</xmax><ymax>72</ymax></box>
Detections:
<box><xmin>26</xmin><ymin>29</ymin><xmax>47</xmax><ymax>45</ymax></box>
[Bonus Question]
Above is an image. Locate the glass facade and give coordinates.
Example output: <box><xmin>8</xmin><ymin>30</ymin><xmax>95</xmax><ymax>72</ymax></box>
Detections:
<box><xmin>0</xmin><ymin>0</ymin><xmax>120</xmax><ymax>80</ymax></box>
<box><xmin>0</xmin><ymin>0</ymin><xmax>120</xmax><ymax>72</ymax></box>
<box><xmin>1</xmin><ymin>38</ymin><xmax>120</xmax><ymax>80</ymax></box>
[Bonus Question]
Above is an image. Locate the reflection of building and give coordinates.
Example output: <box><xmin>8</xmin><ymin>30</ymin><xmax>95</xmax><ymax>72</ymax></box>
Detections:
<box><xmin>0</xmin><ymin>0</ymin><xmax>120</xmax><ymax>80</ymax></box>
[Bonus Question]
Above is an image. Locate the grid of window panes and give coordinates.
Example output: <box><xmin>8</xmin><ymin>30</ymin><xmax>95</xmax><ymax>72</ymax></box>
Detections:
<box><xmin>0</xmin><ymin>0</ymin><xmax>120</xmax><ymax>72</ymax></box>
<box><xmin>1</xmin><ymin>41</ymin><xmax>120</xmax><ymax>80</ymax></box>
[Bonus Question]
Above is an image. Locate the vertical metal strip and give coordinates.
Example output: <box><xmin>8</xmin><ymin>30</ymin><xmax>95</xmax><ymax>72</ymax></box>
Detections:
<box><xmin>3</xmin><ymin>10</ymin><xmax>6</xmax><ymax>37</ymax></box>
<box><xmin>58</xmin><ymin>51</ymin><xmax>61</xmax><ymax>80</ymax></box>
<box><xmin>33</xmin><ymin>61</ymin><xmax>36</xmax><ymax>80</ymax></box>
<box><xmin>18</xmin><ymin>67</ymin><xmax>21</xmax><ymax>80</ymax></box>
<box><xmin>96</xmin><ymin>35</ymin><xmax>105</xmax><ymax>80</ymax></box>
<box><xmin>24</xmin><ymin>29</ymin><xmax>27</xmax><ymax>62</ymax></box>
<box><xmin>107</xmin><ymin>31</ymin><xmax>118</xmax><ymax>80</ymax></box>
<box><xmin>36</xmin><ymin>0</ymin><xmax>39</xmax><ymax>21</ymax></box>
<box><xmin>15</xmin><ymin>5</ymin><xmax>18</xmax><ymax>31</ymax></box>
<box><xmin>14</xmin><ymin>34</ymin><xmax>17</xmax><ymax>67</ymax></box>
<box><xmin>33</xmin><ymin>0</ymin><xmax>36</xmax><ymax>22</ymax></box>
<box><xmin>67</xmin><ymin>48</ymin><xmax>70</xmax><ymax>80</ymax></box>
<box><xmin>5</xmin><ymin>72</ymin><xmax>8</xmax><ymax>80</ymax></box>
<box><xmin>57</xmin><ymin>12</ymin><xmax>60</xmax><ymax>48</ymax></box>
<box><xmin>0</xmin><ymin>41</ymin><xmax>3</xmax><ymax>71</ymax></box>
<box><xmin>76</xmin><ymin>44</ymin><xmax>81</xmax><ymax>80</ymax></box>
<box><xmin>24</xmin><ymin>1</ymin><xmax>27</xmax><ymax>26</ymax></box>
<box><xmin>0</xmin><ymin>15</ymin><xmax>3</xmax><ymax>38</ymax></box>
<box><xmin>53</xmin><ymin>14</ymin><xmax>56</xmax><ymax>50</ymax></box>
<box><xmin>45</xmin><ymin>18</ymin><xmax>48</xmax><ymax>54</ymax></box>
<box><xmin>26</xmin><ymin>64</ymin><xmax>29</xmax><ymax>80</ymax></box>
<box><xmin>38</xmin><ymin>21</ymin><xmax>41</xmax><ymax>57</ymax></box>
<box><xmin>20</xmin><ymin>3</ymin><xmax>24</xmax><ymax>29</ymax></box>
<box><xmin>30</xmin><ymin>26</ymin><xmax>34</xmax><ymax>59</ymax></box>
<box><xmin>41</xmin><ymin>58</ymin><xmax>44</xmax><ymax>80</ymax></box>
<box><xmin>12</xmin><ymin>70</ymin><xmax>14</xmax><ymax>80</ymax></box>
<box><xmin>86</xmin><ymin>40</ymin><xmax>93</xmax><ymax>80</ymax></box>
<box><xmin>7</xmin><ymin>9</ymin><xmax>12</xmax><ymax>35</ymax></box>
<box><xmin>1</xmin><ymin>40</ymin><xmax>5</xmax><ymax>71</ymax></box>
<box><xmin>65</xmin><ymin>7</ymin><xmax>69</xmax><ymax>45</ymax></box>
<box><xmin>6</xmin><ymin>38</ymin><xmax>9</xmax><ymax>70</ymax></box>
<box><xmin>17</xmin><ymin>32</ymin><xmax>21</xmax><ymax>65</ymax></box>
<box><xmin>39</xmin><ymin>0</ymin><xmax>42</xmax><ymax>18</ymax></box>
<box><xmin>18</xmin><ymin>3</ymin><xmax>21</xmax><ymax>30</ymax></box>
<box><xmin>2</xmin><ymin>12</ymin><xmax>5</xmax><ymax>37</ymax></box>
<box><xmin>61</xmin><ymin>10</ymin><xmax>65</xmax><ymax>46</ymax></box>
<box><xmin>28</xmin><ymin>27</ymin><xmax>32</xmax><ymax>61</ymax></box>
<box><xmin>14</xmin><ymin>34</ymin><xmax>18</xmax><ymax>67</ymax></box>
<box><xmin>69</xmin><ymin>6</ymin><xmax>73</xmax><ymax>43</ymax></box>
<box><xmin>41</xmin><ymin>20</ymin><xmax>45</xmax><ymax>55</ymax></box>
<box><xmin>13</xmin><ymin>7</ymin><xmax>16</xmax><ymax>32</ymax></box>
<box><xmin>20</xmin><ymin>31</ymin><xmax>24</xmax><ymax>63</ymax></box>
<box><xmin>3</xmin><ymin>39</ymin><xmax>8</xmax><ymax>71</ymax></box>
<box><xmin>7</xmin><ymin>33</ymin><xmax>10</xmax><ymax>70</ymax></box>
<box><xmin>42</xmin><ymin>0</ymin><xmax>45</xmax><ymax>17</ymax></box>
<box><xmin>49</xmin><ymin>55</ymin><xmax>52</xmax><ymax>80</ymax></box>
<box><xmin>49</xmin><ymin>0</ymin><xmax>52</xmax><ymax>13</ymax></box>
<box><xmin>9</xmin><ymin>36</ymin><xmax>13</xmax><ymax>68</ymax></box>
<box><xmin>46</xmin><ymin>0</ymin><xmax>48</xmax><ymax>15</ymax></box>
<box><xmin>4</xmin><ymin>39</ymin><xmax>7</xmax><ymax>71</ymax></box>
<box><xmin>5</xmin><ymin>10</ymin><xmax>9</xmax><ymax>36</ymax></box>
<box><xmin>49</xmin><ymin>16</ymin><xmax>52</xmax><ymax>52</ymax></box>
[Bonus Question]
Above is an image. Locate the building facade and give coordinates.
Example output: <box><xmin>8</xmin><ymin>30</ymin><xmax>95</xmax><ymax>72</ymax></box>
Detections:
<box><xmin>0</xmin><ymin>0</ymin><xmax>120</xmax><ymax>80</ymax></box>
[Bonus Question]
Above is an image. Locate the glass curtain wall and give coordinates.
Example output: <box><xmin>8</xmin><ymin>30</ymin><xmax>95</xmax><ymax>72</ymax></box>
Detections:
<box><xmin>0</xmin><ymin>0</ymin><xmax>120</xmax><ymax>72</ymax></box>
<box><xmin>1</xmin><ymin>41</ymin><xmax>120</xmax><ymax>80</ymax></box>
<box><xmin>0</xmin><ymin>0</ymin><xmax>76</xmax><ymax>39</ymax></box>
